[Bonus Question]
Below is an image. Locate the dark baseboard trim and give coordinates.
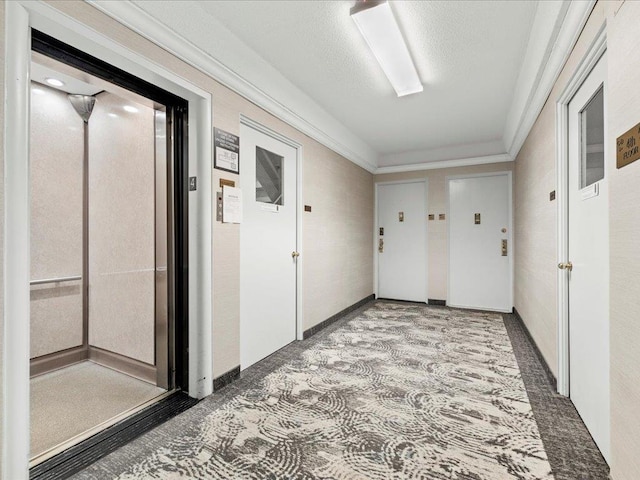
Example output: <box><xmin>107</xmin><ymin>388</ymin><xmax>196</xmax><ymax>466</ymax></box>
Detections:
<box><xmin>30</xmin><ymin>345</ymin><xmax>88</xmax><ymax>378</ymax></box>
<box><xmin>89</xmin><ymin>346</ymin><xmax>156</xmax><ymax>384</ymax></box>
<box><xmin>513</xmin><ymin>307</ymin><xmax>557</xmax><ymax>390</ymax></box>
<box><xmin>428</xmin><ymin>299</ymin><xmax>446</xmax><ymax>306</ymax></box>
<box><xmin>377</xmin><ymin>298</ymin><xmax>426</xmax><ymax>305</ymax></box>
<box><xmin>303</xmin><ymin>294</ymin><xmax>375</xmax><ymax>340</ymax></box>
<box><xmin>213</xmin><ymin>366</ymin><xmax>240</xmax><ymax>391</ymax></box>
<box><xmin>29</xmin><ymin>391</ymin><xmax>198</xmax><ymax>480</ymax></box>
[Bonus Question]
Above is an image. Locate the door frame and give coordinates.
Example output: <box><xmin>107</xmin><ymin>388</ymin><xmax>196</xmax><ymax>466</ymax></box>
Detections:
<box><xmin>3</xmin><ymin>2</ymin><xmax>213</xmax><ymax>476</ymax></box>
<box><xmin>555</xmin><ymin>24</ymin><xmax>606</xmax><ymax>397</ymax></box>
<box><xmin>373</xmin><ymin>179</ymin><xmax>429</xmax><ymax>302</ymax></box>
<box><xmin>445</xmin><ymin>171</ymin><xmax>514</xmax><ymax>312</ymax></box>
<box><xmin>239</xmin><ymin>115</ymin><xmax>304</xmax><ymax>341</ymax></box>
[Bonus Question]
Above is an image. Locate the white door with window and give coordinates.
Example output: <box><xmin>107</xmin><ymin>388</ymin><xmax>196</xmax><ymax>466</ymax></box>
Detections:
<box><xmin>565</xmin><ymin>53</ymin><xmax>610</xmax><ymax>462</ymax></box>
<box><xmin>240</xmin><ymin>123</ymin><xmax>297</xmax><ymax>370</ymax></box>
<box><xmin>377</xmin><ymin>181</ymin><xmax>427</xmax><ymax>302</ymax></box>
<box><xmin>448</xmin><ymin>173</ymin><xmax>512</xmax><ymax>312</ymax></box>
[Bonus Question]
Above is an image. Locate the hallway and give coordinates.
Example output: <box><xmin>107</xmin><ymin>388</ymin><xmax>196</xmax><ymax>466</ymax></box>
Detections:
<box><xmin>72</xmin><ymin>302</ymin><xmax>607</xmax><ymax>479</ymax></box>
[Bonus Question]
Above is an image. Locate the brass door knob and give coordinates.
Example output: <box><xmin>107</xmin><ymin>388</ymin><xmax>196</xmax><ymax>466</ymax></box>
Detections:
<box><xmin>558</xmin><ymin>262</ymin><xmax>573</xmax><ymax>271</ymax></box>
<box><xmin>292</xmin><ymin>251</ymin><xmax>300</xmax><ymax>258</ymax></box>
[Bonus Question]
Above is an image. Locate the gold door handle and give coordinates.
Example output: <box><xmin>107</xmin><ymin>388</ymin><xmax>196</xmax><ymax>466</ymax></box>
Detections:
<box><xmin>292</xmin><ymin>251</ymin><xmax>300</xmax><ymax>258</ymax></box>
<box><xmin>558</xmin><ymin>262</ymin><xmax>573</xmax><ymax>271</ymax></box>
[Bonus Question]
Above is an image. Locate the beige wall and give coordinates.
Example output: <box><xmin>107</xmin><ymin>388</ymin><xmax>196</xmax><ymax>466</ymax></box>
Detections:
<box><xmin>514</xmin><ymin>0</ymin><xmax>610</xmax><ymax>381</ymax></box>
<box><xmin>606</xmin><ymin>2</ymin><xmax>640</xmax><ymax>478</ymax></box>
<box><xmin>88</xmin><ymin>92</ymin><xmax>156</xmax><ymax>364</ymax></box>
<box><xmin>375</xmin><ymin>162</ymin><xmax>514</xmax><ymax>301</ymax></box>
<box><xmin>29</xmin><ymin>83</ymin><xmax>84</xmax><ymax>358</ymax></box>
<box><xmin>43</xmin><ymin>1</ymin><xmax>374</xmax><ymax>377</ymax></box>
<box><xmin>515</xmin><ymin>1</ymin><xmax>640</xmax><ymax>479</ymax></box>
<box><xmin>0</xmin><ymin>0</ymin><xmax>5</xmax><ymax>471</ymax></box>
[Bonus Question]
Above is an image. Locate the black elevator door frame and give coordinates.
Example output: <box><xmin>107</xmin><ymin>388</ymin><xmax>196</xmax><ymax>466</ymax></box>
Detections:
<box><xmin>31</xmin><ymin>29</ymin><xmax>190</xmax><ymax>391</ymax></box>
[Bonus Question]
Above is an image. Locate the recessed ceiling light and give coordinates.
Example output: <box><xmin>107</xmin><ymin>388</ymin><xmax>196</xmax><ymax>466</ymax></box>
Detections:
<box><xmin>45</xmin><ymin>77</ymin><xmax>65</xmax><ymax>87</ymax></box>
<box><xmin>108</xmin><ymin>113</ymin><xmax>118</xmax><ymax>118</ymax></box>
<box><xmin>123</xmin><ymin>105</ymin><xmax>139</xmax><ymax>113</ymax></box>
<box><xmin>31</xmin><ymin>88</ymin><xmax>45</xmax><ymax>95</ymax></box>
<box><xmin>351</xmin><ymin>1</ymin><xmax>423</xmax><ymax>97</ymax></box>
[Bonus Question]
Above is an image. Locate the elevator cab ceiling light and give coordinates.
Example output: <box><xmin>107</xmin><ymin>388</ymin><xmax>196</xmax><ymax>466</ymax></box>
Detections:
<box><xmin>44</xmin><ymin>77</ymin><xmax>65</xmax><ymax>87</ymax></box>
<box><xmin>350</xmin><ymin>0</ymin><xmax>423</xmax><ymax>97</ymax></box>
<box><xmin>123</xmin><ymin>105</ymin><xmax>139</xmax><ymax>113</ymax></box>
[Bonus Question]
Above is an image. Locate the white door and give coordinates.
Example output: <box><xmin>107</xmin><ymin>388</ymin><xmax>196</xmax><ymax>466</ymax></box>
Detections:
<box><xmin>566</xmin><ymin>53</ymin><xmax>610</xmax><ymax>462</ymax></box>
<box><xmin>377</xmin><ymin>181</ymin><xmax>427</xmax><ymax>302</ymax></box>
<box><xmin>448</xmin><ymin>174</ymin><xmax>512</xmax><ymax>311</ymax></box>
<box><xmin>240</xmin><ymin>123</ymin><xmax>297</xmax><ymax>370</ymax></box>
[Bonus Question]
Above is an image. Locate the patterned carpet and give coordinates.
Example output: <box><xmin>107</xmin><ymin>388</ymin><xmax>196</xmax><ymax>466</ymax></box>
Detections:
<box><xmin>76</xmin><ymin>302</ymin><xmax>553</xmax><ymax>479</ymax></box>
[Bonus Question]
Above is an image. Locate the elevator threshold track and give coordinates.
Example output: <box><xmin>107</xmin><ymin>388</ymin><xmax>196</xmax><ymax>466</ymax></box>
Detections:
<box><xmin>29</xmin><ymin>391</ymin><xmax>199</xmax><ymax>480</ymax></box>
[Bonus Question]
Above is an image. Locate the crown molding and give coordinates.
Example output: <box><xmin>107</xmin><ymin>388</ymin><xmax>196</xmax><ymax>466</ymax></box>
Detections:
<box><xmin>88</xmin><ymin>0</ymin><xmax>379</xmax><ymax>173</ymax></box>
<box><xmin>88</xmin><ymin>0</ymin><xmax>594</xmax><ymax>175</ymax></box>
<box><xmin>504</xmin><ymin>0</ymin><xmax>596</xmax><ymax>159</ymax></box>
<box><xmin>375</xmin><ymin>153</ymin><xmax>513</xmax><ymax>175</ymax></box>
<box><xmin>379</xmin><ymin>140</ymin><xmax>505</xmax><ymax>168</ymax></box>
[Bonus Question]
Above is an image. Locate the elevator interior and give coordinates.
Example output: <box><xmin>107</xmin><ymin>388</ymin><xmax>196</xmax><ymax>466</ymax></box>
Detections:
<box><xmin>29</xmin><ymin>51</ymin><xmax>175</xmax><ymax>464</ymax></box>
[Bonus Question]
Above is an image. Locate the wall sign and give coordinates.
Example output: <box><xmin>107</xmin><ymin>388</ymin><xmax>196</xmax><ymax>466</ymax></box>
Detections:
<box><xmin>214</xmin><ymin>128</ymin><xmax>240</xmax><ymax>174</ymax></box>
<box><xmin>616</xmin><ymin>122</ymin><xmax>640</xmax><ymax>169</ymax></box>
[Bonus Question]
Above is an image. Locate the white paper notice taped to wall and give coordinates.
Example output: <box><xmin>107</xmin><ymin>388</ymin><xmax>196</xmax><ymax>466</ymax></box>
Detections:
<box><xmin>222</xmin><ymin>185</ymin><xmax>242</xmax><ymax>223</ymax></box>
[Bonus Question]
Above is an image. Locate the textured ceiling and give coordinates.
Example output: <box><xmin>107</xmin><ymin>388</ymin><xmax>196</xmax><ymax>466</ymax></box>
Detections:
<box><xmin>130</xmin><ymin>0</ymin><xmax>540</xmax><ymax>167</ymax></box>
<box><xmin>196</xmin><ymin>1</ymin><xmax>536</xmax><ymax>157</ymax></box>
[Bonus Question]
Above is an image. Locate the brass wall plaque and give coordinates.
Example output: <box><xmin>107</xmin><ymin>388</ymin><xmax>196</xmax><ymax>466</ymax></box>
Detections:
<box><xmin>220</xmin><ymin>178</ymin><xmax>235</xmax><ymax>188</ymax></box>
<box><xmin>439</xmin><ymin>214</ymin><xmax>445</xmax><ymax>221</ymax></box>
<box><xmin>474</xmin><ymin>213</ymin><xmax>481</xmax><ymax>225</ymax></box>
<box><xmin>428</xmin><ymin>214</ymin><xmax>435</xmax><ymax>221</ymax></box>
<box><xmin>617</xmin><ymin>122</ymin><xmax>640</xmax><ymax>168</ymax></box>
<box><xmin>304</xmin><ymin>205</ymin><xmax>312</xmax><ymax>212</ymax></box>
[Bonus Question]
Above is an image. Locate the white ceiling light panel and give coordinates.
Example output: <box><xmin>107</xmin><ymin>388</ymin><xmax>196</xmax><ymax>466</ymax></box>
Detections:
<box><xmin>351</xmin><ymin>1</ymin><xmax>423</xmax><ymax>97</ymax></box>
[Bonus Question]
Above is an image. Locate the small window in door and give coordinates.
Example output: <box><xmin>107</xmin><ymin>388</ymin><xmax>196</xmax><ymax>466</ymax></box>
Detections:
<box><xmin>580</xmin><ymin>86</ymin><xmax>604</xmax><ymax>189</ymax></box>
<box><xmin>255</xmin><ymin>146</ymin><xmax>284</xmax><ymax>205</ymax></box>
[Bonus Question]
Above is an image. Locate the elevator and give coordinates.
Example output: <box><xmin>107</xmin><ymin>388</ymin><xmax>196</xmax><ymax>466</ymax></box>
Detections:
<box><xmin>28</xmin><ymin>31</ymin><xmax>189</xmax><ymax>465</ymax></box>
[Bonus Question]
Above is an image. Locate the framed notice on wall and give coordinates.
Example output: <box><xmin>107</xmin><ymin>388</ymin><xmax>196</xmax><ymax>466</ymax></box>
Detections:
<box><xmin>214</xmin><ymin>128</ymin><xmax>240</xmax><ymax>174</ymax></box>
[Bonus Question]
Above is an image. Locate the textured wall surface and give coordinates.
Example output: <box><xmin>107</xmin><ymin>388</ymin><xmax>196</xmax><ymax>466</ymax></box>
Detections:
<box><xmin>513</xmin><ymin>2</ymin><xmax>607</xmax><ymax>377</ymax></box>
<box><xmin>0</xmin><ymin>0</ymin><xmax>5</xmax><ymax>470</ymax></box>
<box><xmin>606</xmin><ymin>2</ymin><xmax>640</xmax><ymax>478</ymax></box>
<box><xmin>29</xmin><ymin>83</ymin><xmax>84</xmax><ymax>358</ymax></box>
<box><xmin>375</xmin><ymin>162</ymin><xmax>514</xmax><ymax>301</ymax></box>
<box><xmin>45</xmin><ymin>1</ymin><xmax>374</xmax><ymax>378</ymax></box>
<box><xmin>88</xmin><ymin>92</ymin><xmax>156</xmax><ymax>364</ymax></box>
<box><xmin>513</xmin><ymin>101</ymin><xmax>558</xmax><ymax>375</ymax></box>
<box><xmin>514</xmin><ymin>1</ymin><xmax>640</xmax><ymax>479</ymax></box>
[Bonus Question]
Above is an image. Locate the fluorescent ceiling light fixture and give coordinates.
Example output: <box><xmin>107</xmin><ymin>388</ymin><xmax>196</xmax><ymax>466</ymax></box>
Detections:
<box><xmin>123</xmin><ymin>105</ymin><xmax>139</xmax><ymax>113</ymax></box>
<box><xmin>351</xmin><ymin>1</ymin><xmax>422</xmax><ymax>97</ymax></box>
<box><xmin>45</xmin><ymin>77</ymin><xmax>65</xmax><ymax>87</ymax></box>
<box><xmin>31</xmin><ymin>88</ymin><xmax>45</xmax><ymax>95</ymax></box>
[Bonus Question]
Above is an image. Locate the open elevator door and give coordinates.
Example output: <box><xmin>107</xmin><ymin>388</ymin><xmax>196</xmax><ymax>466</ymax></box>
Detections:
<box><xmin>28</xmin><ymin>30</ymin><xmax>190</xmax><ymax>464</ymax></box>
